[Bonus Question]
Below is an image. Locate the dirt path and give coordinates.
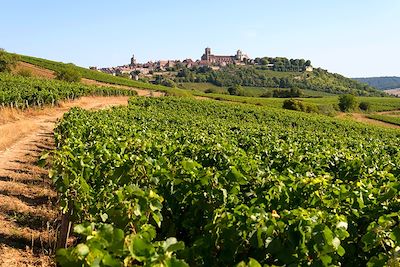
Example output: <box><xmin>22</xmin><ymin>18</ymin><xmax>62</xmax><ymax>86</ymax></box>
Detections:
<box><xmin>337</xmin><ymin>112</ymin><xmax>400</xmax><ymax>129</ymax></box>
<box><xmin>0</xmin><ymin>96</ymin><xmax>131</xmax><ymax>266</ymax></box>
<box><xmin>375</xmin><ymin>109</ymin><xmax>400</xmax><ymax>115</ymax></box>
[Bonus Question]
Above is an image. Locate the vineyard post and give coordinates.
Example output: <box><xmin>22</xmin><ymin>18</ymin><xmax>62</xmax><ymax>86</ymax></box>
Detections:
<box><xmin>57</xmin><ymin>206</ymin><xmax>72</xmax><ymax>249</ymax></box>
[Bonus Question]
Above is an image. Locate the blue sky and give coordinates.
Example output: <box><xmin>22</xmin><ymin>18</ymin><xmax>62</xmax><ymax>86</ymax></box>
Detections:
<box><xmin>1</xmin><ymin>0</ymin><xmax>399</xmax><ymax>77</ymax></box>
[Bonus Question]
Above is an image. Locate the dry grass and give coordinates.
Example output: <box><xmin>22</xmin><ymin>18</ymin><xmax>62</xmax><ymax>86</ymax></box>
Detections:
<box><xmin>0</xmin><ymin>120</ymin><xmax>38</xmax><ymax>152</ymax></box>
<box><xmin>12</xmin><ymin>62</ymin><xmax>55</xmax><ymax>79</ymax></box>
<box><xmin>0</xmin><ymin>244</ymin><xmax>55</xmax><ymax>267</ymax></box>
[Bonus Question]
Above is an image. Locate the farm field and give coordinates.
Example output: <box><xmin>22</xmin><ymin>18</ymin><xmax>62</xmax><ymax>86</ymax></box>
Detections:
<box><xmin>52</xmin><ymin>97</ymin><xmax>400</xmax><ymax>266</ymax></box>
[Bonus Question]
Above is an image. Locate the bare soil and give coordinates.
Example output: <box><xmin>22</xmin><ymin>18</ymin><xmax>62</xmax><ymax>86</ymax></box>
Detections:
<box><xmin>0</xmin><ymin>96</ymin><xmax>130</xmax><ymax>266</ymax></box>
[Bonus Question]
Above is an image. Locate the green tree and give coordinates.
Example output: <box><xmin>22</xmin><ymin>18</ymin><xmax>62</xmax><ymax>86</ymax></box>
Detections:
<box><xmin>0</xmin><ymin>50</ymin><xmax>20</xmax><ymax>72</ymax></box>
<box><xmin>260</xmin><ymin>58</ymin><xmax>269</xmax><ymax>66</ymax></box>
<box><xmin>55</xmin><ymin>67</ymin><xmax>81</xmax><ymax>82</ymax></box>
<box><xmin>338</xmin><ymin>94</ymin><xmax>358</xmax><ymax>112</ymax></box>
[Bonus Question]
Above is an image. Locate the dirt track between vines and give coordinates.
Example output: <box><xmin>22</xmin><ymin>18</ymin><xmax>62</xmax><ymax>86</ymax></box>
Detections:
<box><xmin>0</xmin><ymin>96</ymin><xmax>131</xmax><ymax>267</ymax></box>
<box><xmin>337</xmin><ymin>112</ymin><xmax>400</xmax><ymax>129</ymax></box>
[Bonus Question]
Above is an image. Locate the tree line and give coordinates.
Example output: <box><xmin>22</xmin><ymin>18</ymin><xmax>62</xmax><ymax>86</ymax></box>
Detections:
<box><xmin>254</xmin><ymin>57</ymin><xmax>312</xmax><ymax>72</ymax></box>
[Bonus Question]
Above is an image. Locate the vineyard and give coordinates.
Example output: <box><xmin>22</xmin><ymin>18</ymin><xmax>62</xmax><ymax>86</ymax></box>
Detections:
<box><xmin>18</xmin><ymin>54</ymin><xmax>172</xmax><ymax>92</ymax></box>
<box><xmin>0</xmin><ymin>73</ymin><xmax>137</xmax><ymax>108</ymax></box>
<box><xmin>52</xmin><ymin>97</ymin><xmax>400</xmax><ymax>266</ymax></box>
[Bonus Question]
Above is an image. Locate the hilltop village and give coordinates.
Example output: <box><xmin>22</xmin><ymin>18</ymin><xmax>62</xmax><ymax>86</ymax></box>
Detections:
<box><xmin>94</xmin><ymin>48</ymin><xmax>313</xmax><ymax>80</ymax></box>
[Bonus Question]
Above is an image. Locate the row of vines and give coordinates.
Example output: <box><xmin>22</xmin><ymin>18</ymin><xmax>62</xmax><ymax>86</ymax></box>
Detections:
<box><xmin>52</xmin><ymin>97</ymin><xmax>400</xmax><ymax>266</ymax></box>
<box><xmin>0</xmin><ymin>73</ymin><xmax>137</xmax><ymax>108</ymax></box>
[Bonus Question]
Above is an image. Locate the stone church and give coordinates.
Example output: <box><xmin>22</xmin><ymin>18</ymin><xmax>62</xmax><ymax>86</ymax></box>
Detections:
<box><xmin>201</xmin><ymin>47</ymin><xmax>249</xmax><ymax>65</ymax></box>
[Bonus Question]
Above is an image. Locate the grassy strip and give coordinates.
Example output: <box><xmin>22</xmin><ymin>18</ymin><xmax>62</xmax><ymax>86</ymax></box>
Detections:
<box><xmin>367</xmin><ymin>114</ymin><xmax>400</xmax><ymax>126</ymax></box>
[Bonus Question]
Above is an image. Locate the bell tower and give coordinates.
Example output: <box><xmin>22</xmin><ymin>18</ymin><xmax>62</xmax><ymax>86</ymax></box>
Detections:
<box><xmin>201</xmin><ymin>47</ymin><xmax>212</xmax><ymax>61</ymax></box>
<box><xmin>205</xmin><ymin>47</ymin><xmax>211</xmax><ymax>61</ymax></box>
<box><xmin>130</xmin><ymin>54</ymin><xmax>136</xmax><ymax>66</ymax></box>
<box><xmin>236</xmin><ymin>50</ymin><xmax>243</xmax><ymax>61</ymax></box>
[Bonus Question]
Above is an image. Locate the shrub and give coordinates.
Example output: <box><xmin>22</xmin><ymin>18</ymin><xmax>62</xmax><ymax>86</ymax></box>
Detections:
<box><xmin>283</xmin><ymin>99</ymin><xmax>318</xmax><ymax>113</ymax></box>
<box><xmin>338</xmin><ymin>94</ymin><xmax>358</xmax><ymax>112</ymax></box>
<box><xmin>16</xmin><ymin>68</ymin><xmax>32</xmax><ymax>77</ymax></box>
<box><xmin>272</xmin><ymin>88</ymin><xmax>303</xmax><ymax>98</ymax></box>
<box><xmin>56</xmin><ymin>67</ymin><xmax>81</xmax><ymax>82</ymax></box>
<box><xmin>318</xmin><ymin>104</ymin><xmax>338</xmax><ymax>116</ymax></box>
<box><xmin>260</xmin><ymin>91</ymin><xmax>272</xmax><ymax>98</ymax></box>
<box><xmin>228</xmin><ymin>85</ymin><xmax>245</xmax><ymax>96</ymax></box>
<box><xmin>161</xmin><ymin>78</ymin><xmax>176</xmax><ymax>88</ymax></box>
<box><xmin>116</xmin><ymin>72</ymin><xmax>130</xmax><ymax>79</ymax></box>
<box><xmin>359</xmin><ymin>101</ymin><xmax>371</xmax><ymax>111</ymax></box>
<box><xmin>139</xmin><ymin>77</ymin><xmax>150</xmax><ymax>83</ymax></box>
<box><xmin>0</xmin><ymin>51</ymin><xmax>20</xmax><ymax>73</ymax></box>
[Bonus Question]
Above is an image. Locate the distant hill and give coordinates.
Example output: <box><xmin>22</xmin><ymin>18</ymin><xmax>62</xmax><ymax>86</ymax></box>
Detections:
<box><xmin>353</xmin><ymin>76</ymin><xmax>400</xmax><ymax>90</ymax></box>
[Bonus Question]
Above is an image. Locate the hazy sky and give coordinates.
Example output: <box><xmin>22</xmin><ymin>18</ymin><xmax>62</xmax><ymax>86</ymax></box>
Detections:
<box><xmin>1</xmin><ymin>0</ymin><xmax>399</xmax><ymax>77</ymax></box>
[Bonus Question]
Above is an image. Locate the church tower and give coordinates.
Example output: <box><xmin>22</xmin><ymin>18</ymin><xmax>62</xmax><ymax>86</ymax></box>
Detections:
<box><xmin>130</xmin><ymin>54</ymin><xmax>136</xmax><ymax>66</ymax></box>
<box><xmin>201</xmin><ymin>47</ymin><xmax>212</xmax><ymax>61</ymax></box>
<box><xmin>236</xmin><ymin>50</ymin><xmax>243</xmax><ymax>61</ymax></box>
<box><xmin>205</xmin><ymin>47</ymin><xmax>211</xmax><ymax>61</ymax></box>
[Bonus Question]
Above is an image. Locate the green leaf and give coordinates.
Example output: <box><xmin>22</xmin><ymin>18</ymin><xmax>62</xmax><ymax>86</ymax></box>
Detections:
<box><xmin>76</xmin><ymin>244</ymin><xmax>89</xmax><ymax>257</ymax></box>
<box><xmin>248</xmin><ymin>258</ymin><xmax>262</xmax><ymax>267</ymax></box>
<box><xmin>74</xmin><ymin>223</ymin><xmax>93</xmax><ymax>236</ymax></box>
<box><xmin>320</xmin><ymin>254</ymin><xmax>332</xmax><ymax>266</ymax></box>
<box><xmin>337</xmin><ymin>245</ymin><xmax>345</xmax><ymax>256</ymax></box>
<box><xmin>322</xmin><ymin>226</ymin><xmax>334</xmax><ymax>245</ymax></box>
<box><xmin>129</xmin><ymin>235</ymin><xmax>154</xmax><ymax>258</ymax></box>
<box><xmin>100</xmin><ymin>213</ymin><xmax>108</xmax><ymax>222</ymax></box>
<box><xmin>163</xmin><ymin>237</ymin><xmax>185</xmax><ymax>252</ymax></box>
<box><xmin>165</xmin><ymin>258</ymin><xmax>189</xmax><ymax>267</ymax></box>
<box><xmin>390</xmin><ymin>226</ymin><xmax>400</xmax><ymax>244</ymax></box>
<box><xmin>102</xmin><ymin>253</ymin><xmax>121</xmax><ymax>267</ymax></box>
<box><xmin>152</xmin><ymin>212</ymin><xmax>162</xmax><ymax>228</ymax></box>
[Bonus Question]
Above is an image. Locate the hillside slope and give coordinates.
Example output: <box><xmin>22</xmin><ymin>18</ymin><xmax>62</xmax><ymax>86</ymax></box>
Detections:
<box><xmin>8</xmin><ymin>53</ymin><xmax>175</xmax><ymax>93</ymax></box>
<box><xmin>174</xmin><ymin>65</ymin><xmax>385</xmax><ymax>96</ymax></box>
